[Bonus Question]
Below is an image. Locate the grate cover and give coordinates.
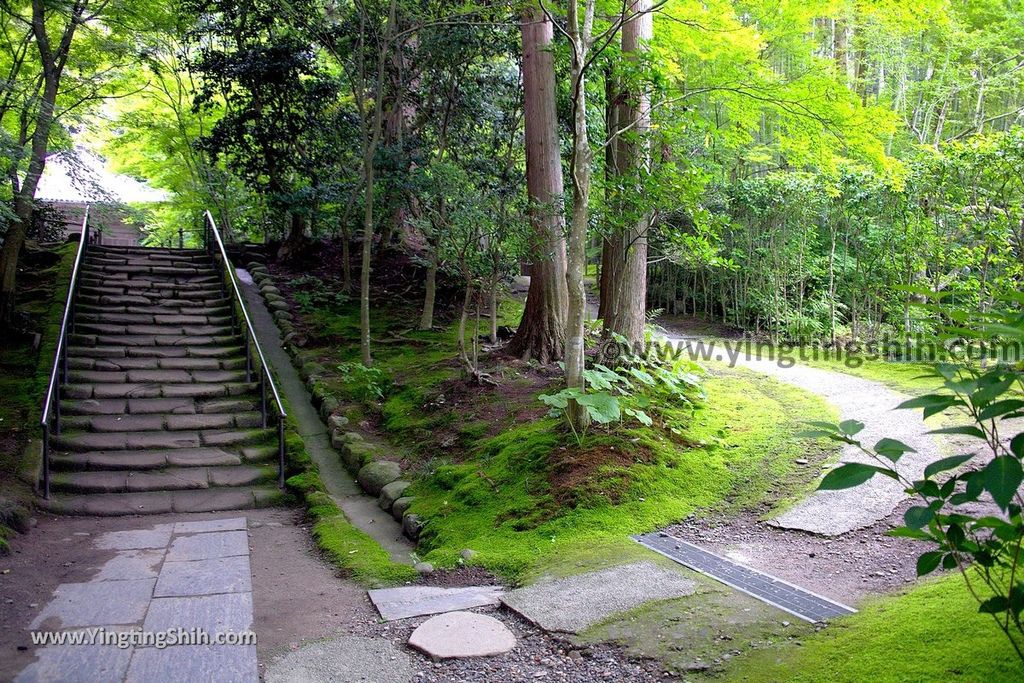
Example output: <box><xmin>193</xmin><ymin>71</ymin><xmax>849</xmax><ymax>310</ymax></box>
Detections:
<box><xmin>635</xmin><ymin>532</ymin><xmax>857</xmax><ymax>623</ymax></box>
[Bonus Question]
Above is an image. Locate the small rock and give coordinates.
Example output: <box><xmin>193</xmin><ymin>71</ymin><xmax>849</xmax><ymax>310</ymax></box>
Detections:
<box><xmin>414</xmin><ymin>562</ymin><xmax>434</xmax><ymax>575</ymax></box>
<box><xmin>460</xmin><ymin>548</ymin><xmax>479</xmax><ymax>562</ymax></box>
<box><xmin>357</xmin><ymin>461</ymin><xmax>402</xmax><ymax>496</ymax></box>
<box><xmin>795</xmin><ymin>458</ymin><xmax>809</xmax><ymax>465</ymax></box>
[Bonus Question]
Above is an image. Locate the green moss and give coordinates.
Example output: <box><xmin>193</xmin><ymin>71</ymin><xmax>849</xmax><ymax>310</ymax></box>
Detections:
<box><xmin>311</xmin><ymin>512</ymin><xmax>418</xmax><ymax>587</ymax></box>
<box><xmin>723</xmin><ymin>573</ymin><xmax>1022</xmax><ymax>682</ymax></box>
<box><xmin>404</xmin><ymin>367</ymin><xmax>840</xmax><ymax>583</ymax></box>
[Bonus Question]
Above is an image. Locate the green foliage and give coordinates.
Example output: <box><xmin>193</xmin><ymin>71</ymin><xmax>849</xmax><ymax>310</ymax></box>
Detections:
<box><xmin>336</xmin><ymin>362</ymin><xmax>391</xmax><ymax>403</ymax></box>
<box><xmin>289</xmin><ymin>276</ymin><xmax>350</xmax><ymax>313</ymax></box>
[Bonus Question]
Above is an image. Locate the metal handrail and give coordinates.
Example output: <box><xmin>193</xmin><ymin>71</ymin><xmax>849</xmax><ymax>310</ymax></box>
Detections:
<box><xmin>40</xmin><ymin>206</ymin><xmax>92</xmax><ymax>499</ymax></box>
<box><xmin>203</xmin><ymin>210</ymin><xmax>288</xmax><ymax>487</ymax></box>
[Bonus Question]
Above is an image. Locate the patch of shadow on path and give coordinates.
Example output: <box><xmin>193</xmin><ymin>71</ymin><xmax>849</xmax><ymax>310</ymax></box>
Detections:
<box><xmin>263</xmin><ymin>636</ymin><xmax>414</xmax><ymax>683</ymax></box>
<box><xmin>240</xmin><ymin>278</ymin><xmax>414</xmax><ymax>564</ymax></box>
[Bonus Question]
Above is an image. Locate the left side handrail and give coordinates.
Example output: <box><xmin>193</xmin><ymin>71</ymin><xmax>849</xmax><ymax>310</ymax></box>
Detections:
<box><xmin>40</xmin><ymin>205</ymin><xmax>92</xmax><ymax>499</ymax></box>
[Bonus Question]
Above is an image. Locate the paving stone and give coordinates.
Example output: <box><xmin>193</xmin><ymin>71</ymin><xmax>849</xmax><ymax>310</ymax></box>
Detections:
<box><xmin>263</xmin><ymin>636</ymin><xmax>413</xmax><ymax>683</ymax></box>
<box><xmin>95</xmin><ymin>526</ymin><xmax>172</xmax><ymax>550</ymax></box>
<box><xmin>126</xmin><ymin>369</ymin><xmax>193</xmax><ymax>383</ymax></box>
<box><xmin>500</xmin><ymin>561</ymin><xmax>697</xmax><ymax>634</ymax></box>
<box><xmin>154</xmin><ymin>556</ymin><xmax>251</xmax><ymax>597</ymax></box>
<box><xmin>29</xmin><ymin>578</ymin><xmax>156</xmax><ymax>628</ymax></box>
<box><xmin>166</xmin><ymin>530</ymin><xmax>249</xmax><ymax>561</ymax></box>
<box><xmin>94</xmin><ymin>549</ymin><xmax>166</xmax><ymax>581</ymax></box>
<box><xmin>54</xmin><ymin>471</ymin><xmax>128</xmax><ymax>494</ymax></box>
<box><xmin>408</xmin><ymin>611</ymin><xmax>516</xmax><ymax>659</ymax></box>
<box><xmin>165</xmin><ymin>448</ymin><xmax>242</xmax><ymax>467</ymax></box>
<box><xmin>166</xmin><ymin>413</ymin><xmax>235</xmax><ymax>431</ymax></box>
<box><xmin>207</xmin><ymin>465</ymin><xmax>270</xmax><ymax>487</ymax></box>
<box><xmin>88</xmin><ymin>415</ymin><xmax>165</xmax><ymax>432</ymax></box>
<box><xmin>142</xmin><ymin>592</ymin><xmax>253</xmax><ymax>633</ymax></box>
<box><xmin>173</xmin><ymin>517</ymin><xmax>247</xmax><ymax>534</ymax></box>
<box><xmin>45</xmin><ymin>492</ymin><xmax>175</xmax><ymax>516</ymax></box>
<box><xmin>367</xmin><ymin>585</ymin><xmax>504</xmax><ymax>621</ymax></box>
<box><xmin>126</xmin><ymin>397</ymin><xmax>196</xmax><ymax>415</ymax></box>
<box><xmin>126</xmin><ymin>644</ymin><xmax>257</xmax><ymax>683</ymax></box>
<box><xmin>171</xmin><ymin>488</ymin><xmax>262</xmax><ymax>513</ymax></box>
<box><xmin>14</xmin><ymin>643</ymin><xmax>134</xmax><ymax>683</ymax></box>
<box><xmin>201</xmin><ymin>429</ymin><xmax>267</xmax><ymax>447</ymax></box>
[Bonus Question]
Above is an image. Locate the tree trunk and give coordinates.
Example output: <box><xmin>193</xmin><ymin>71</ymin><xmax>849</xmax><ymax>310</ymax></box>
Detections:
<box><xmin>507</xmin><ymin>6</ymin><xmax>568</xmax><ymax>363</ymax></box>
<box><xmin>602</xmin><ymin>0</ymin><xmax>652</xmax><ymax>347</ymax></box>
<box><xmin>419</xmin><ymin>255</ymin><xmax>437</xmax><ymax>330</ymax></box>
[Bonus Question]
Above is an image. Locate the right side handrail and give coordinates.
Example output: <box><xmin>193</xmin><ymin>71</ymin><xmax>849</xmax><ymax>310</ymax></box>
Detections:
<box><xmin>202</xmin><ymin>210</ymin><xmax>288</xmax><ymax>487</ymax></box>
<box><xmin>40</xmin><ymin>206</ymin><xmax>92</xmax><ymax>499</ymax></box>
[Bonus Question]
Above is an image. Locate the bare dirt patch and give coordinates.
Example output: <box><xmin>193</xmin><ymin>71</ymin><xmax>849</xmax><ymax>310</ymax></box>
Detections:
<box><xmin>549</xmin><ymin>443</ymin><xmax>655</xmax><ymax>507</ymax></box>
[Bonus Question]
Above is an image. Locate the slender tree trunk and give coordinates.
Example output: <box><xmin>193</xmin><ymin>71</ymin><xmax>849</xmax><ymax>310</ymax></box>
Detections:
<box><xmin>508</xmin><ymin>6</ymin><xmax>568</xmax><ymax>363</ymax></box>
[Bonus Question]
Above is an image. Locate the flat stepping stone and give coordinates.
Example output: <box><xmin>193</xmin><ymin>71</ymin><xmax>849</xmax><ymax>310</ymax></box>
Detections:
<box><xmin>500</xmin><ymin>561</ymin><xmax>696</xmax><ymax>634</ymax></box>
<box><xmin>408</xmin><ymin>611</ymin><xmax>516</xmax><ymax>659</ymax></box>
<box><xmin>264</xmin><ymin>636</ymin><xmax>413</xmax><ymax>683</ymax></box>
<box><xmin>367</xmin><ymin>585</ymin><xmax>504</xmax><ymax>621</ymax></box>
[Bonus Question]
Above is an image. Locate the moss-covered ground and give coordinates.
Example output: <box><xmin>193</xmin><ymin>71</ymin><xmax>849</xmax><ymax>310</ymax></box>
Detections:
<box><xmin>720</xmin><ymin>572</ymin><xmax>1021</xmax><ymax>682</ymax></box>
<box><xmin>279</xmin><ymin>279</ymin><xmax>841</xmax><ymax>583</ymax></box>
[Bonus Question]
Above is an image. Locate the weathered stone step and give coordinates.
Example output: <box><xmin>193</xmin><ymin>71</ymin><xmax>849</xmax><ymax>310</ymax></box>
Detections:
<box><xmin>53</xmin><ymin>427</ymin><xmax>273</xmax><ymax>452</ymax></box>
<box><xmin>73</xmin><ymin>322</ymin><xmax>234</xmax><ymax>337</ymax></box>
<box><xmin>66</xmin><ymin>368</ymin><xmax>248</xmax><ymax>384</ymax></box>
<box><xmin>78</xmin><ymin>275</ymin><xmax>222</xmax><ymax>290</ymax></box>
<box><xmin>63</xmin><ymin>411</ymin><xmax>262</xmax><ymax>433</ymax></box>
<box><xmin>51</xmin><ymin>465</ymin><xmax>275</xmax><ymax>494</ymax></box>
<box><xmin>51</xmin><ymin>444</ymin><xmax>276</xmax><ymax>471</ymax></box>
<box><xmin>75</xmin><ymin>303</ymin><xmax>232</xmax><ymax>317</ymax></box>
<box><xmin>78</xmin><ymin>283</ymin><xmax>224</xmax><ymax>298</ymax></box>
<box><xmin>60</xmin><ymin>396</ymin><xmax>259</xmax><ymax>416</ymax></box>
<box><xmin>69</xmin><ymin>333</ymin><xmax>242</xmax><ymax>348</ymax></box>
<box><xmin>76</xmin><ymin>294</ymin><xmax>230</xmax><ymax>308</ymax></box>
<box><xmin>68</xmin><ymin>345</ymin><xmax>243</xmax><ymax>360</ymax></box>
<box><xmin>78</xmin><ymin>262</ymin><xmax>210</xmax><ymax>276</ymax></box>
<box><xmin>38</xmin><ymin>485</ymin><xmax>282</xmax><ymax>516</ymax></box>
<box><xmin>67</xmin><ymin>355</ymin><xmax>246</xmax><ymax>372</ymax></box>
<box><xmin>63</xmin><ymin>380</ymin><xmax>258</xmax><ymax>400</ymax></box>
<box><xmin>73</xmin><ymin>311</ymin><xmax>233</xmax><ymax>326</ymax></box>
<box><xmin>85</xmin><ymin>255</ymin><xmax>213</xmax><ymax>269</ymax></box>
<box><xmin>90</xmin><ymin>246</ymin><xmax>207</xmax><ymax>257</ymax></box>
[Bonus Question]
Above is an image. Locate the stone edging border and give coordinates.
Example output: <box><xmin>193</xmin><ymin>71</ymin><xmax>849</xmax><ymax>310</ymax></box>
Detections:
<box><xmin>244</xmin><ymin>261</ymin><xmax>423</xmax><ymax>543</ymax></box>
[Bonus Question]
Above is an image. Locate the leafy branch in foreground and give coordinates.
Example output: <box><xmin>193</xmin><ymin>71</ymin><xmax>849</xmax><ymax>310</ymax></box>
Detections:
<box><xmin>804</xmin><ymin>358</ymin><xmax>1024</xmax><ymax>664</ymax></box>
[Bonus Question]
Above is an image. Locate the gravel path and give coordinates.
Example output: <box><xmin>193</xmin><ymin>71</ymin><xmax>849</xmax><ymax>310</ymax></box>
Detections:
<box><xmin>657</xmin><ymin>330</ymin><xmax>946</xmax><ymax>536</ymax></box>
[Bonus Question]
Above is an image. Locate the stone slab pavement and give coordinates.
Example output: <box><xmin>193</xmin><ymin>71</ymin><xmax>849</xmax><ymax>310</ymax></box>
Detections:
<box><xmin>16</xmin><ymin>517</ymin><xmax>257</xmax><ymax>683</ymax></box>
<box><xmin>501</xmin><ymin>561</ymin><xmax>696</xmax><ymax>634</ymax></box>
<box><xmin>367</xmin><ymin>585</ymin><xmax>505</xmax><ymax>621</ymax></box>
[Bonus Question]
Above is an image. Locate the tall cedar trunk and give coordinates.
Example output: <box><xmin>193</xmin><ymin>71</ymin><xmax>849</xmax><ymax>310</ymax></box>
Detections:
<box><xmin>277</xmin><ymin>211</ymin><xmax>306</xmax><ymax>260</ymax></box>
<box><xmin>0</xmin><ymin>0</ymin><xmax>82</xmax><ymax>322</ymax></box>
<box><xmin>419</xmin><ymin>256</ymin><xmax>437</xmax><ymax>330</ymax></box>
<box><xmin>602</xmin><ymin>0</ymin><xmax>652</xmax><ymax>347</ymax></box>
<box><xmin>507</xmin><ymin>6</ymin><xmax>568</xmax><ymax>363</ymax></box>
<box><xmin>597</xmin><ymin>68</ymin><xmax>618</xmax><ymax>322</ymax></box>
<box><xmin>564</xmin><ymin>0</ymin><xmax>596</xmax><ymax>430</ymax></box>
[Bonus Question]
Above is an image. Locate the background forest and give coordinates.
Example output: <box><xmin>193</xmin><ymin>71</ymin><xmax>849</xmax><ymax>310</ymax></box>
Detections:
<box><xmin>4</xmin><ymin>0</ymin><xmax>1022</xmax><ymax>350</ymax></box>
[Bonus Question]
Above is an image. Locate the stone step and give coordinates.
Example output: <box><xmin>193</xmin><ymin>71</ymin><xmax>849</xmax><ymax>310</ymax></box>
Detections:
<box><xmin>76</xmin><ymin>293</ymin><xmax>230</xmax><ymax>308</ymax></box>
<box><xmin>68</xmin><ymin>333</ymin><xmax>242</xmax><ymax>348</ymax></box>
<box><xmin>68</xmin><ymin>345</ymin><xmax>243</xmax><ymax>360</ymax></box>
<box><xmin>62</xmin><ymin>412</ymin><xmax>263</xmax><ymax>433</ymax></box>
<box><xmin>38</xmin><ymin>486</ymin><xmax>282</xmax><ymax>516</ymax></box>
<box><xmin>53</xmin><ymin>428</ymin><xmax>273</xmax><ymax>452</ymax></box>
<box><xmin>72</xmin><ymin>322</ymin><xmax>235</xmax><ymax>337</ymax></box>
<box><xmin>78</xmin><ymin>283</ymin><xmax>225</xmax><ymax>298</ymax></box>
<box><xmin>85</xmin><ymin>255</ymin><xmax>213</xmax><ymax>268</ymax></box>
<box><xmin>60</xmin><ymin>396</ymin><xmax>259</xmax><ymax>416</ymax></box>
<box><xmin>51</xmin><ymin>465</ymin><xmax>275</xmax><ymax>494</ymax></box>
<box><xmin>78</xmin><ymin>262</ymin><xmax>210</xmax><ymax>277</ymax></box>
<box><xmin>75</xmin><ymin>303</ymin><xmax>232</xmax><ymax>317</ymax></box>
<box><xmin>66</xmin><ymin>368</ymin><xmax>249</xmax><ymax>384</ymax></box>
<box><xmin>90</xmin><ymin>246</ymin><xmax>208</xmax><ymax>257</ymax></box>
<box><xmin>51</xmin><ymin>444</ymin><xmax>276</xmax><ymax>471</ymax></box>
<box><xmin>67</xmin><ymin>355</ymin><xmax>245</xmax><ymax>372</ymax></box>
<box><xmin>62</xmin><ymin>381</ymin><xmax>258</xmax><ymax>400</ymax></box>
<box><xmin>73</xmin><ymin>311</ymin><xmax>233</xmax><ymax>326</ymax></box>
<box><xmin>78</xmin><ymin>274</ymin><xmax>222</xmax><ymax>289</ymax></box>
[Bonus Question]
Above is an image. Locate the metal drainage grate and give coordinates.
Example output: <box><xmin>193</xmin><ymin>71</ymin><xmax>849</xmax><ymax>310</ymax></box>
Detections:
<box><xmin>634</xmin><ymin>532</ymin><xmax>857</xmax><ymax>623</ymax></box>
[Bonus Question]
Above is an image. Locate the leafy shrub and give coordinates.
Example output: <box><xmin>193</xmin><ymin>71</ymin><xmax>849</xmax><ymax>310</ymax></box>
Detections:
<box><xmin>337</xmin><ymin>362</ymin><xmax>391</xmax><ymax>403</ymax></box>
<box><xmin>289</xmin><ymin>275</ymin><xmax>349</xmax><ymax>313</ymax></box>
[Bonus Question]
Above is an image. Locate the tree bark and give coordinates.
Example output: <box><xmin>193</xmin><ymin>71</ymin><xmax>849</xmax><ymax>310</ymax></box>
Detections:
<box><xmin>603</xmin><ymin>0</ymin><xmax>652</xmax><ymax>347</ymax></box>
<box><xmin>507</xmin><ymin>5</ymin><xmax>568</xmax><ymax>363</ymax></box>
<box><xmin>419</xmin><ymin>255</ymin><xmax>437</xmax><ymax>330</ymax></box>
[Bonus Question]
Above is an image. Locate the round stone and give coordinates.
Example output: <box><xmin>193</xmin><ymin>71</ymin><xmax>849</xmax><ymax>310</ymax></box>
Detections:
<box><xmin>408</xmin><ymin>611</ymin><xmax>516</xmax><ymax>659</ymax></box>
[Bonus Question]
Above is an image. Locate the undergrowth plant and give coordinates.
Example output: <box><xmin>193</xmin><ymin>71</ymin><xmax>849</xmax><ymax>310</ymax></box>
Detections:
<box><xmin>337</xmin><ymin>362</ymin><xmax>391</xmax><ymax>403</ymax></box>
<box><xmin>539</xmin><ymin>332</ymin><xmax>703</xmax><ymax>446</ymax></box>
<box><xmin>806</xmin><ymin>303</ymin><xmax>1024</xmax><ymax>664</ymax></box>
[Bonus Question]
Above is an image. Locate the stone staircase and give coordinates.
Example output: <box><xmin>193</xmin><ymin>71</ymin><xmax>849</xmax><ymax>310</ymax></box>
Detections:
<box><xmin>42</xmin><ymin>245</ymin><xmax>283</xmax><ymax>516</ymax></box>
